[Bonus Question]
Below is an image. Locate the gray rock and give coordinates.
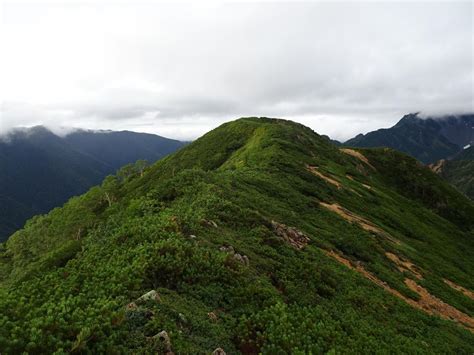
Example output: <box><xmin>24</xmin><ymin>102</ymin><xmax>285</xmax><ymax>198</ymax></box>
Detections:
<box><xmin>212</xmin><ymin>348</ymin><xmax>226</xmax><ymax>355</ymax></box>
<box><xmin>233</xmin><ymin>253</ymin><xmax>249</xmax><ymax>266</ymax></box>
<box><xmin>137</xmin><ymin>290</ymin><xmax>161</xmax><ymax>304</ymax></box>
<box><xmin>153</xmin><ymin>330</ymin><xmax>173</xmax><ymax>354</ymax></box>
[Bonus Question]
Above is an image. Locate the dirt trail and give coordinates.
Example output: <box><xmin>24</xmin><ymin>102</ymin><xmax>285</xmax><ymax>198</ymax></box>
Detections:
<box><xmin>320</xmin><ymin>202</ymin><xmax>384</xmax><ymax>235</ymax></box>
<box><xmin>444</xmin><ymin>279</ymin><xmax>474</xmax><ymax>300</ymax></box>
<box><xmin>345</xmin><ymin>174</ymin><xmax>373</xmax><ymax>191</ymax></box>
<box><xmin>404</xmin><ymin>279</ymin><xmax>474</xmax><ymax>330</ymax></box>
<box><xmin>324</xmin><ymin>250</ymin><xmax>474</xmax><ymax>332</ymax></box>
<box><xmin>385</xmin><ymin>252</ymin><xmax>423</xmax><ymax>280</ymax></box>
<box><xmin>340</xmin><ymin>149</ymin><xmax>376</xmax><ymax>170</ymax></box>
<box><xmin>306</xmin><ymin>165</ymin><xmax>342</xmax><ymax>189</ymax></box>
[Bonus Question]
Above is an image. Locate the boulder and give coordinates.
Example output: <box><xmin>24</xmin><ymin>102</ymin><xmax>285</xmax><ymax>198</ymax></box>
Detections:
<box><xmin>125</xmin><ymin>302</ymin><xmax>138</xmax><ymax>311</ymax></box>
<box><xmin>271</xmin><ymin>220</ymin><xmax>310</xmax><ymax>250</ymax></box>
<box><xmin>219</xmin><ymin>245</ymin><xmax>235</xmax><ymax>254</ymax></box>
<box><xmin>232</xmin><ymin>253</ymin><xmax>250</xmax><ymax>266</ymax></box>
<box><xmin>202</xmin><ymin>219</ymin><xmax>218</xmax><ymax>228</ymax></box>
<box><xmin>212</xmin><ymin>348</ymin><xmax>226</xmax><ymax>355</ymax></box>
<box><xmin>153</xmin><ymin>330</ymin><xmax>173</xmax><ymax>354</ymax></box>
<box><xmin>207</xmin><ymin>311</ymin><xmax>218</xmax><ymax>321</ymax></box>
<box><xmin>136</xmin><ymin>290</ymin><xmax>161</xmax><ymax>304</ymax></box>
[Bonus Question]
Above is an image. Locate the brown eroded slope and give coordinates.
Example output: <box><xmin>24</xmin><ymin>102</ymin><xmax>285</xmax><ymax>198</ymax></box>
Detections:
<box><xmin>444</xmin><ymin>279</ymin><xmax>474</xmax><ymax>300</ymax></box>
<box><xmin>340</xmin><ymin>148</ymin><xmax>376</xmax><ymax>170</ymax></box>
<box><xmin>324</xmin><ymin>250</ymin><xmax>474</xmax><ymax>332</ymax></box>
<box><xmin>306</xmin><ymin>165</ymin><xmax>342</xmax><ymax>189</ymax></box>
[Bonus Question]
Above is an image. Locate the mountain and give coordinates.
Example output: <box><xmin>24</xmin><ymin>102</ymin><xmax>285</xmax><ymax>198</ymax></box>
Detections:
<box><xmin>431</xmin><ymin>146</ymin><xmax>474</xmax><ymax>200</ymax></box>
<box><xmin>345</xmin><ymin>113</ymin><xmax>474</xmax><ymax>164</ymax></box>
<box><xmin>1</xmin><ymin>118</ymin><xmax>473</xmax><ymax>353</ymax></box>
<box><xmin>0</xmin><ymin>126</ymin><xmax>185</xmax><ymax>242</ymax></box>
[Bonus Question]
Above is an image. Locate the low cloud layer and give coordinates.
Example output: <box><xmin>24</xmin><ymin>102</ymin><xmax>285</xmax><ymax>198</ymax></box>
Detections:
<box><xmin>1</xmin><ymin>1</ymin><xmax>472</xmax><ymax>141</ymax></box>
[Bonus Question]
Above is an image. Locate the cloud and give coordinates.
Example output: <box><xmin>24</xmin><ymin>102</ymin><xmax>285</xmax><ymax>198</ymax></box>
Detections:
<box><xmin>1</xmin><ymin>1</ymin><xmax>472</xmax><ymax>141</ymax></box>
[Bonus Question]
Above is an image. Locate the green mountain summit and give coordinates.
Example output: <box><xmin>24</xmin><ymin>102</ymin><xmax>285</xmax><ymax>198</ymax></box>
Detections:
<box><xmin>1</xmin><ymin>118</ymin><xmax>473</xmax><ymax>353</ymax></box>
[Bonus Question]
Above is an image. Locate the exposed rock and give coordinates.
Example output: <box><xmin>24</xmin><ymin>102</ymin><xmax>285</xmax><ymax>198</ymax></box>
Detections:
<box><xmin>208</xmin><ymin>312</ymin><xmax>218</xmax><ymax>321</ymax></box>
<box><xmin>136</xmin><ymin>290</ymin><xmax>161</xmax><ymax>304</ymax></box>
<box><xmin>271</xmin><ymin>221</ymin><xmax>310</xmax><ymax>250</ymax></box>
<box><xmin>233</xmin><ymin>253</ymin><xmax>250</xmax><ymax>266</ymax></box>
<box><xmin>212</xmin><ymin>348</ymin><xmax>226</xmax><ymax>355</ymax></box>
<box><xmin>189</xmin><ymin>234</ymin><xmax>197</xmax><ymax>239</ymax></box>
<box><xmin>429</xmin><ymin>159</ymin><xmax>446</xmax><ymax>174</ymax></box>
<box><xmin>202</xmin><ymin>219</ymin><xmax>218</xmax><ymax>228</ymax></box>
<box><xmin>125</xmin><ymin>302</ymin><xmax>138</xmax><ymax>311</ymax></box>
<box><xmin>153</xmin><ymin>330</ymin><xmax>173</xmax><ymax>354</ymax></box>
<box><xmin>219</xmin><ymin>245</ymin><xmax>235</xmax><ymax>254</ymax></box>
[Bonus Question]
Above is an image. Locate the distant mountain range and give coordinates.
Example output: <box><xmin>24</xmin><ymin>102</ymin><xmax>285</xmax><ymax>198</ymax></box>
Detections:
<box><xmin>345</xmin><ymin>113</ymin><xmax>474</xmax><ymax>164</ymax></box>
<box><xmin>0</xmin><ymin>126</ymin><xmax>185</xmax><ymax>241</ymax></box>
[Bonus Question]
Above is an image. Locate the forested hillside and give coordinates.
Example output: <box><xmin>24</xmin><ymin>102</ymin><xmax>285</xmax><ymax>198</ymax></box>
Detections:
<box><xmin>432</xmin><ymin>146</ymin><xmax>474</xmax><ymax>200</ymax></box>
<box><xmin>1</xmin><ymin>118</ymin><xmax>473</xmax><ymax>353</ymax></box>
<box><xmin>345</xmin><ymin>113</ymin><xmax>474</xmax><ymax>163</ymax></box>
<box><xmin>0</xmin><ymin>126</ymin><xmax>185</xmax><ymax>242</ymax></box>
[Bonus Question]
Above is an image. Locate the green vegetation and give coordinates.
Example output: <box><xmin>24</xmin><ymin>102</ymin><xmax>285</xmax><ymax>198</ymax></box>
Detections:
<box><xmin>345</xmin><ymin>113</ymin><xmax>473</xmax><ymax>164</ymax></box>
<box><xmin>0</xmin><ymin>126</ymin><xmax>184</xmax><ymax>242</ymax></box>
<box><xmin>1</xmin><ymin>117</ymin><xmax>473</xmax><ymax>353</ymax></box>
<box><xmin>438</xmin><ymin>147</ymin><xmax>474</xmax><ymax>200</ymax></box>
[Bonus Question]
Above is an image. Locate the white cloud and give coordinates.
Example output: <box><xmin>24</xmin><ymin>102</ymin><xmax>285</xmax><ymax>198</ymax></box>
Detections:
<box><xmin>1</xmin><ymin>1</ymin><xmax>472</xmax><ymax>141</ymax></box>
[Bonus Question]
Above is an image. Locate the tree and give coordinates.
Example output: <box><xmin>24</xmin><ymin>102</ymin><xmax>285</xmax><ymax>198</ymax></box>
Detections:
<box><xmin>134</xmin><ymin>160</ymin><xmax>148</xmax><ymax>178</ymax></box>
<box><xmin>102</xmin><ymin>176</ymin><xmax>118</xmax><ymax>207</ymax></box>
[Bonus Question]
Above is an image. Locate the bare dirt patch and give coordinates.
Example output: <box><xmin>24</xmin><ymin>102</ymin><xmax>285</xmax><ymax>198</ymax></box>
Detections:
<box><xmin>340</xmin><ymin>149</ymin><xmax>376</xmax><ymax>170</ymax></box>
<box><xmin>405</xmin><ymin>279</ymin><xmax>474</xmax><ymax>331</ymax></box>
<box><xmin>385</xmin><ymin>252</ymin><xmax>423</xmax><ymax>279</ymax></box>
<box><xmin>320</xmin><ymin>202</ymin><xmax>383</xmax><ymax>235</ymax></box>
<box><xmin>306</xmin><ymin>165</ymin><xmax>342</xmax><ymax>189</ymax></box>
<box><xmin>428</xmin><ymin>159</ymin><xmax>446</xmax><ymax>174</ymax></box>
<box><xmin>324</xmin><ymin>249</ymin><xmax>474</xmax><ymax>332</ymax></box>
<box><xmin>444</xmin><ymin>279</ymin><xmax>474</xmax><ymax>300</ymax></box>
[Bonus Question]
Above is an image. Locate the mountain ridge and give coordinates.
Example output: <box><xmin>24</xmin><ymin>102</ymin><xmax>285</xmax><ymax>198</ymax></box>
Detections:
<box><xmin>345</xmin><ymin>113</ymin><xmax>474</xmax><ymax>164</ymax></box>
<box><xmin>1</xmin><ymin>117</ymin><xmax>473</xmax><ymax>353</ymax></box>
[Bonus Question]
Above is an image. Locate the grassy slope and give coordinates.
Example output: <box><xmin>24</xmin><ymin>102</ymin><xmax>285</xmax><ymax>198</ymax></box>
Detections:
<box><xmin>439</xmin><ymin>147</ymin><xmax>474</xmax><ymax>200</ymax></box>
<box><xmin>0</xmin><ymin>117</ymin><xmax>473</xmax><ymax>353</ymax></box>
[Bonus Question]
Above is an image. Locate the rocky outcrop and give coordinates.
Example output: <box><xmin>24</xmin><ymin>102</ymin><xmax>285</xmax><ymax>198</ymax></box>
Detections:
<box><xmin>219</xmin><ymin>245</ymin><xmax>249</xmax><ymax>265</ymax></box>
<box><xmin>153</xmin><ymin>330</ymin><xmax>174</xmax><ymax>355</ymax></box>
<box><xmin>208</xmin><ymin>311</ymin><xmax>218</xmax><ymax>321</ymax></box>
<box><xmin>136</xmin><ymin>290</ymin><xmax>161</xmax><ymax>304</ymax></box>
<box><xmin>428</xmin><ymin>159</ymin><xmax>446</xmax><ymax>174</ymax></box>
<box><xmin>271</xmin><ymin>221</ymin><xmax>310</xmax><ymax>249</ymax></box>
<box><xmin>233</xmin><ymin>253</ymin><xmax>250</xmax><ymax>266</ymax></box>
<box><xmin>201</xmin><ymin>219</ymin><xmax>218</xmax><ymax>228</ymax></box>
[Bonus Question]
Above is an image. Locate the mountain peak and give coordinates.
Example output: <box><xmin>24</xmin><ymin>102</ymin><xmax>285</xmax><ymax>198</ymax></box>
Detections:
<box><xmin>1</xmin><ymin>117</ymin><xmax>474</xmax><ymax>352</ymax></box>
<box><xmin>346</xmin><ymin>112</ymin><xmax>474</xmax><ymax>163</ymax></box>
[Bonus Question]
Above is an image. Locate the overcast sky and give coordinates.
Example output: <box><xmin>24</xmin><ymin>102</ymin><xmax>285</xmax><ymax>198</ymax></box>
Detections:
<box><xmin>1</xmin><ymin>1</ymin><xmax>473</xmax><ymax>141</ymax></box>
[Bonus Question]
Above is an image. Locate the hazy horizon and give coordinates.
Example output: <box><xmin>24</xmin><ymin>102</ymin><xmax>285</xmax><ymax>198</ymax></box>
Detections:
<box><xmin>1</xmin><ymin>1</ymin><xmax>473</xmax><ymax>141</ymax></box>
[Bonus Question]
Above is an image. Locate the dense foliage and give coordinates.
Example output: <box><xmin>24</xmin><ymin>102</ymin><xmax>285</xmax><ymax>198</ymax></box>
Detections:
<box><xmin>439</xmin><ymin>146</ymin><xmax>474</xmax><ymax>200</ymax></box>
<box><xmin>1</xmin><ymin>118</ymin><xmax>473</xmax><ymax>353</ymax></box>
